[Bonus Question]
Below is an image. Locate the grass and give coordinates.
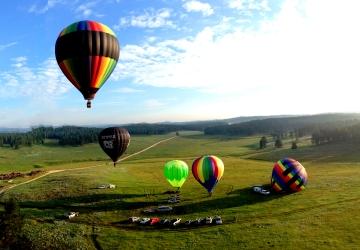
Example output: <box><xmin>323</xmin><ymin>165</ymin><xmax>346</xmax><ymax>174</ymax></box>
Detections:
<box><xmin>1</xmin><ymin>133</ymin><xmax>360</xmax><ymax>249</ymax></box>
<box><xmin>0</xmin><ymin>134</ymin><xmax>170</xmax><ymax>172</ymax></box>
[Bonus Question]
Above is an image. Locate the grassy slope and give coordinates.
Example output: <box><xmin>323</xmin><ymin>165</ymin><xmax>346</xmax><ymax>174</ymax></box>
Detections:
<box><xmin>0</xmin><ymin>135</ymin><xmax>171</xmax><ymax>172</ymax></box>
<box><xmin>1</xmin><ymin>134</ymin><xmax>360</xmax><ymax>249</ymax></box>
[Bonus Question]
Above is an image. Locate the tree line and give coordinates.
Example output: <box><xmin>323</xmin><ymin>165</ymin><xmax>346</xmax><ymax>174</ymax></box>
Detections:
<box><xmin>311</xmin><ymin>123</ymin><xmax>360</xmax><ymax>145</ymax></box>
<box><xmin>2</xmin><ymin>114</ymin><xmax>360</xmax><ymax>149</ymax></box>
<box><xmin>0</xmin><ymin>122</ymin><xmax>209</xmax><ymax>148</ymax></box>
<box><xmin>205</xmin><ymin>114</ymin><xmax>360</xmax><ymax>136</ymax></box>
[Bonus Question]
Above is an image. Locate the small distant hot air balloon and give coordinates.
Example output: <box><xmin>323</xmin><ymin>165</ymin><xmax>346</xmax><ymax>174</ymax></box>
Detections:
<box><xmin>55</xmin><ymin>20</ymin><xmax>120</xmax><ymax>108</ymax></box>
<box><xmin>98</xmin><ymin>127</ymin><xmax>130</xmax><ymax>166</ymax></box>
<box><xmin>271</xmin><ymin>158</ymin><xmax>308</xmax><ymax>193</ymax></box>
<box><xmin>164</xmin><ymin>160</ymin><xmax>189</xmax><ymax>189</ymax></box>
<box><xmin>192</xmin><ymin>155</ymin><xmax>224</xmax><ymax>196</ymax></box>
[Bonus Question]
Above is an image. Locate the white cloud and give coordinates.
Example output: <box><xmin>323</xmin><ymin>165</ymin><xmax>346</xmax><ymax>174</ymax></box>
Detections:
<box><xmin>0</xmin><ymin>57</ymin><xmax>70</xmax><ymax>101</ymax></box>
<box><xmin>0</xmin><ymin>42</ymin><xmax>17</xmax><ymax>51</ymax></box>
<box><xmin>144</xmin><ymin>99</ymin><xmax>165</xmax><ymax>109</ymax></box>
<box><xmin>228</xmin><ymin>0</ymin><xmax>270</xmax><ymax>12</ymax></box>
<box><xmin>115</xmin><ymin>8</ymin><xmax>175</xmax><ymax>29</ymax></box>
<box><xmin>183</xmin><ymin>1</ymin><xmax>214</xmax><ymax>16</ymax></box>
<box><xmin>75</xmin><ymin>1</ymin><xmax>103</xmax><ymax>18</ymax></box>
<box><xmin>28</xmin><ymin>0</ymin><xmax>63</xmax><ymax>14</ymax></box>
<box><xmin>112</xmin><ymin>0</ymin><xmax>360</xmax><ymax>115</ymax></box>
<box><xmin>115</xmin><ymin>87</ymin><xmax>143</xmax><ymax>93</ymax></box>
<box><xmin>11</xmin><ymin>56</ymin><xmax>28</xmax><ymax>68</ymax></box>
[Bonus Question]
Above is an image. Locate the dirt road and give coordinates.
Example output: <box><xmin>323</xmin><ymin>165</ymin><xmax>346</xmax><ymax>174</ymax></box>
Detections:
<box><xmin>0</xmin><ymin>136</ymin><xmax>176</xmax><ymax>196</ymax></box>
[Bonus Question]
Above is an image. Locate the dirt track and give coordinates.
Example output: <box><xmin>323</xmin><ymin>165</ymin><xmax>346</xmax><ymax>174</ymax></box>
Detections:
<box><xmin>0</xmin><ymin>136</ymin><xmax>176</xmax><ymax>196</ymax></box>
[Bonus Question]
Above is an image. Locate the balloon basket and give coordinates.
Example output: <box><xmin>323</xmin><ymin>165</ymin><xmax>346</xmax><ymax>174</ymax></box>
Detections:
<box><xmin>87</xmin><ymin>100</ymin><xmax>91</xmax><ymax>108</ymax></box>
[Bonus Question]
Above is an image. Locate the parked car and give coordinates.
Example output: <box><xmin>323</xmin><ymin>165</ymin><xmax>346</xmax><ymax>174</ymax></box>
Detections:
<box><xmin>139</xmin><ymin>218</ymin><xmax>151</xmax><ymax>225</ymax></box>
<box><xmin>156</xmin><ymin>206</ymin><xmax>173</xmax><ymax>212</ymax></box>
<box><xmin>128</xmin><ymin>216</ymin><xmax>140</xmax><ymax>223</ymax></box>
<box><xmin>252</xmin><ymin>186</ymin><xmax>270</xmax><ymax>195</ymax></box>
<box><xmin>150</xmin><ymin>217</ymin><xmax>161</xmax><ymax>225</ymax></box>
<box><xmin>64</xmin><ymin>211</ymin><xmax>79</xmax><ymax>219</ymax></box>
<box><xmin>205</xmin><ymin>217</ymin><xmax>213</xmax><ymax>224</ymax></box>
<box><xmin>171</xmin><ymin>218</ymin><xmax>181</xmax><ymax>226</ymax></box>
<box><xmin>143</xmin><ymin>208</ymin><xmax>156</xmax><ymax>213</ymax></box>
<box><xmin>193</xmin><ymin>218</ymin><xmax>203</xmax><ymax>225</ymax></box>
<box><xmin>160</xmin><ymin>218</ymin><xmax>171</xmax><ymax>226</ymax></box>
<box><xmin>97</xmin><ymin>184</ymin><xmax>107</xmax><ymax>189</ymax></box>
<box><xmin>168</xmin><ymin>198</ymin><xmax>180</xmax><ymax>203</ymax></box>
<box><xmin>184</xmin><ymin>220</ymin><xmax>193</xmax><ymax>226</ymax></box>
<box><xmin>213</xmin><ymin>216</ymin><xmax>222</xmax><ymax>225</ymax></box>
<box><xmin>97</xmin><ymin>184</ymin><xmax>116</xmax><ymax>189</ymax></box>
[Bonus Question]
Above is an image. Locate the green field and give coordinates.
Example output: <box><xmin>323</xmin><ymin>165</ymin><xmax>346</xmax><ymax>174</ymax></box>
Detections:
<box><xmin>1</xmin><ymin>133</ymin><xmax>360</xmax><ymax>249</ymax></box>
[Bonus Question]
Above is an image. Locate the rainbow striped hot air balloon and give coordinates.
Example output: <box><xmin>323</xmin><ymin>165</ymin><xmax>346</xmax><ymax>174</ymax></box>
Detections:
<box><xmin>55</xmin><ymin>20</ymin><xmax>120</xmax><ymax>108</ymax></box>
<box><xmin>271</xmin><ymin>158</ymin><xmax>308</xmax><ymax>193</ymax></box>
<box><xmin>192</xmin><ymin>155</ymin><xmax>224</xmax><ymax>196</ymax></box>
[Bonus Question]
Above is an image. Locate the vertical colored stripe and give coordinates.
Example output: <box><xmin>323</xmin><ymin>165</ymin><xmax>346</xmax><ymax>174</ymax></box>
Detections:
<box><xmin>212</xmin><ymin>157</ymin><xmax>219</xmax><ymax>179</ymax></box>
<box><xmin>215</xmin><ymin>156</ymin><xmax>224</xmax><ymax>178</ymax></box>
<box><xmin>60</xmin><ymin>61</ymin><xmax>81</xmax><ymax>89</ymax></box>
<box><xmin>93</xmin><ymin>57</ymin><xmax>111</xmax><ymax>88</ymax></box>
<box><xmin>90</xmin><ymin>56</ymin><xmax>101</xmax><ymax>86</ymax></box>
<box><xmin>99</xmin><ymin>59</ymin><xmax>117</xmax><ymax>88</ymax></box>
<box><xmin>197</xmin><ymin>157</ymin><xmax>205</xmax><ymax>183</ymax></box>
<box><xmin>192</xmin><ymin>158</ymin><xmax>201</xmax><ymax>182</ymax></box>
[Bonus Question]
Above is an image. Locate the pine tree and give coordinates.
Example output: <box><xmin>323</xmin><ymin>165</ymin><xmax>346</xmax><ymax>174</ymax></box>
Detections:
<box><xmin>275</xmin><ymin>138</ymin><xmax>283</xmax><ymax>148</ymax></box>
<box><xmin>259</xmin><ymin>136</ymin><xmax>267</xmax><ymax>149</ymax></box>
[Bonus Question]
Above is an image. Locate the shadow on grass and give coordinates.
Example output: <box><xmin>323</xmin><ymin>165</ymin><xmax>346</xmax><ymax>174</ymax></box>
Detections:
<box><xmin>174</xmin><ymin>186</ymin><xmax>285</xmax><ymax>215</ymax></box>
<box><xmin>15</xmin><ymin>186</ymin><xmax>289</xmax><ymax>217</ymax></box>
<box><xmin>17</xmin><ymin>193</ymin><xmax>161</xmax><ymax>213</ymax></box>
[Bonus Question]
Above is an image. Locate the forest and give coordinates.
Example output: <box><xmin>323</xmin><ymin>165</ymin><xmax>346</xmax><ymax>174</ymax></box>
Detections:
<box><xmin>2</xmin><ymin>113</ymin><xmax>360</xmax><ymax>148</ymax></box>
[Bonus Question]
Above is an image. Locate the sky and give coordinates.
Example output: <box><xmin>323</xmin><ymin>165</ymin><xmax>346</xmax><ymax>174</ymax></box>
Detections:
<box><xmin>0</xmin><ymin>0</ymin><xmax>360</xmax><ymax>127</ymax></box>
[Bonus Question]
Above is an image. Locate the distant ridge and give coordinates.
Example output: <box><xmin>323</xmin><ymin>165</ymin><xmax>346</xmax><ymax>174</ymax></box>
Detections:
<box><xmin>204</xmin><ymin>113</ymin><xmax>360</xmax><ymax>136</ymax></box>
<box><xmin>0</xmin><ymin>127</ymin><xmax>30</xmax><ymax>133</ymax></box>
<box><xmin>2</xmin><ymin>113</ymin><xmax>360</xmax><ymax>133</ymax></box>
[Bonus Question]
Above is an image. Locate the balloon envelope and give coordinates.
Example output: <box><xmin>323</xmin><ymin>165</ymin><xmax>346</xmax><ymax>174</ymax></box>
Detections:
<box><xmin>55</xmin><ymin>20</ymin><xmax>120</xmax><ymax>107</ymax></box>
<box><xmin>164</xmin><ymin>160</ymin><xmax>189</xmax><ymax>188</ymax></box>
<box><xmin>98</xmin><ymin>127</ymin><xmax>130</xmax><ymax>165</ymax></box>
<box><xmin>271</xmin><ymin>158</ymin><xmax>308</xmax><ymax>193</ymax></box>
<box><xmin>192</xmin><ymin>155</ymin><xmax>224</xmax><ymax>194</ymax></box>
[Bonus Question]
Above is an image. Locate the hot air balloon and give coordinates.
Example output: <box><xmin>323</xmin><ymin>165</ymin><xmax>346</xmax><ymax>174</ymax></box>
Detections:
<box><xmin>192</xmin><ymin>155</ymin><xmax>224</xmax><ymax>196</ymax></box>
<box><xmin>164</xmin><ymin>160</ymin><xmax>189</xmax><ymax>189</ymax></box>
<box><xmin>55</xmin><ymin>20</ymin><xmax>120</xmax><ymax>108</ymax></box>
<box><xmin>271</xmin><ymin>158</ymin><xmax>308</xmax><ymax>193</ymax></box>
<box><xmin>98</xmin><ymin>127</ymin><xmax>130</xmax><ymax>166</ymax></box>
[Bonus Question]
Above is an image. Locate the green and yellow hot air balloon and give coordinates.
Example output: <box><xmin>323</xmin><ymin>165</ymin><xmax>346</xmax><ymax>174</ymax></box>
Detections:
<box><xmin>164</xmin><ymin>160</ymin><xmax>189</xmax><ymax>189</ymax></box>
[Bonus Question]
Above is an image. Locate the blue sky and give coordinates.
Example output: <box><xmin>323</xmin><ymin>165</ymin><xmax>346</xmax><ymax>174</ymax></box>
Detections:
<box><xmin>1</xmin><ymin>0</ymin><xmax>360</xmax><ymax>127</ymax></box>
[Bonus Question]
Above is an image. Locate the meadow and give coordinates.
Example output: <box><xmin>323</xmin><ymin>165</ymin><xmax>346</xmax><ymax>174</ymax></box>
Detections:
<box><xmin>1</xmin><ymin>132</ymin><xmax>360</xmax><ymax>249</ymax></box>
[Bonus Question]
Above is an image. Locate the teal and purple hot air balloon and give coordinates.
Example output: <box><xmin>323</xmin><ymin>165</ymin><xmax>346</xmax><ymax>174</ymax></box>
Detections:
<box><xmin>192</xmin><ymin>155</ymin><xmax>224</xmax><ymax>196</ymax></box>
<box><xmin>271</xmin><ymin>158</ymin><xmax>308</xmax><ymax>193</ymax></box>
<box><xmin>55</xmin><ymin>20</ymin><xmax>120</xmax><ymax>108</ymax></box>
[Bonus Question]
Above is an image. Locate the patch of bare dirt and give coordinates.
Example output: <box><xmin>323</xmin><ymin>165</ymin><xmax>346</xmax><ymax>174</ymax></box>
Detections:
<box><xmin>0</xmin><ymin>170</ymin><xmax>43</xmax><ymax>180</ymax></box>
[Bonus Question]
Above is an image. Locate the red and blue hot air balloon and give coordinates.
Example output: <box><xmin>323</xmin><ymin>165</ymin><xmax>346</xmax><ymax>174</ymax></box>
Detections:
<box><xmin>192</xmin><ymin>155</ymin><xmax>224</xmax><ymax>196</ymax></box>
<box><xmin>271</xmin><ymin>158</ymin><xmax>308</xmax><ymax>193</ymax></box>
<box><xmin>55</xmin><ymin>20</ymin><xmax>120</xmax><ymax>108</ymax></box>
